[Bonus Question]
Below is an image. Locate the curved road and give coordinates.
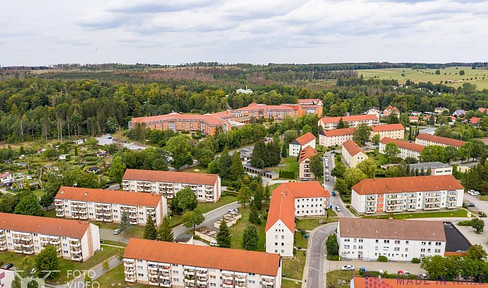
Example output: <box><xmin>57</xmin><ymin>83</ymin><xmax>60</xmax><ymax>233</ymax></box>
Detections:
<box><xmin>305</xmin><ymin>223</ymin><xmax>338</xmax><ymax>288</ymax></box>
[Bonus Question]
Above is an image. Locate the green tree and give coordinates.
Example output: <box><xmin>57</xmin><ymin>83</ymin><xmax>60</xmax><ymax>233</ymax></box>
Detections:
<box><xmin>249</xmin><ymin>203</ymin><xmax>261</xmax><ymax>225</ymax></box>
<box><xmin>471</xmin><ymin>218</ymin><xmax>484</xmax><ymax>233</ymax></box>
<box><xmin>158</xmin><ymin>217</ymin><xmax>174</xmax><ymax>242</ymax></box>
<box><xmin>337</xmin><ymin>118</ymin><xmax>349</xmax><ymax>129</ymax></box>
<box><xmin>420</xmin><ymin>145</ymin><xmax>447</xmax><ymax>163</ymax></box>
<box><xmin>353</xmin><ymin>124</ymin><xmax>371</xmax><ymax>145</ymax></box>
<box><xmin>105</xmin><ymin>116</ymin><xmax>119</xmax><ymax>133</ymax></box>
<box><xmin>119</xmin><ymin>211</ymin><xmax>131</xmax><ymax>231</ymax></box>
<box><xmin>253</xmin><ymin>183</ymin><xmax>263</xmax><ymax>211</ymax></box>
<box><xmin>143</xmin><ymin>215</ymin><xmax>158</xmax><ymax>240</ymax></box>
<box><xmin>171</xmin><ymin>188</ymin><xmax>198</xmax><ymax>214</ymax></box>
<box><xmin>218</xmin><ymin>148</ymin><xmax>232</xmax><ymax>179</ymax></box>
<box><xmin>465</xmin><ymin>244</ymin><xmax>487</xmax><ymax>261</ymax></box>
<box><xmin>237</xmin><ymin>185</ymin><xmax>252</xmax><ymax>207</ymax></box>
<box><xmin>357</xmin><ymin>158</ymin><xmax>376</xmax><ymax>178</ymax></box>
<box><xmin>216</xmin><ymin>220</ymin><xmax>231</xmax><ymax>248</ymax></box>
<box><xmin>384</xmin><ymin>142</ymin><xmax>400</xmax><ymax>159</ymax></box>
<box><xmin>310</xmin><ymin>154</ymin><xmax>324</xmax><ymax>180</ymax></box>
<box><xmin>281</xmin><ymin>142</ymin><xmax>288</xmax><ymax>157</ymax></box>
<box><xmin>264</xmin><ymin>184</ymin><xmax>271</xmax><ymax>204</ymax></box>
<box><xmin>372</xmin><ymin>134</ymin><xmax>380</xmax><ymax>145</ymax></box>
<box><xmin>326</xmin><ymin>233</ymin><xmax>339</xmax><ymax>256</ymax></box>
<box><xmin>165</xmin><ymin>135</ymin><xmax>193</xmax><ymax>170</ymax></box>
<box><xmin>230</xmin><ymin>152</ymin><xmax>244</xmax><ymax>180</ymax></box>
<box><xmin>251</xmin><ymin>140</ymin><xmax>266</xmax><ymax>168</ymax></box>
<box><xmin>109</xmin><ymin>156</ymin><xmax>126</xmax><ymax>185</ymax></box>
<box><xmin>14</xmin><ymin>193</ymin><xmax>44</xmax><ymax>216</ymax></box>
<box><xmin>36</xmin><ymin>246</ymin><xmax>60</xmax><ymax>280</ymax></box>
<box><xmin>182</xmin><ymin>209</ymin><xmax>204</xmax><ymax>234</ymax></box>
<box><xmin>242</xmin><ymin>225</ymin><xmax>259</xmax><ymax>251</ymax></box>
<box><xmin>331</xmin><ymin>161</ymin><xmax>346</xmax><ymax>178</ymax></box>
<box><xmin>302</xmin><ymin>124</ymin><xmax>313</xmax><ymax>134</ymax></box>
<box><xmin>344</xmin><ymin>168</ymin><xmax>367</xmax><ymax>190</ymax></box>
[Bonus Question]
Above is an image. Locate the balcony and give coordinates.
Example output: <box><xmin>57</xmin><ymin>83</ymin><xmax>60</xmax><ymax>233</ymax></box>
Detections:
<box><xmin>71</xmin><ymin>253</ymin><xmax>83</xmax><ymax>261</ymax></box>
<box><xmin>447</xmin><ymin>197</ymin><xmax>457</xmax><ymax>202</ymax></box>
<box><xmin>161</xmin><ymin>280</ymin><xmax>171</xmax><ymax>287</ymax></box>
<box><xmin>125</xmin><ymin>275</ymin><xmax>136</xmax><ymax>283</ymax></box>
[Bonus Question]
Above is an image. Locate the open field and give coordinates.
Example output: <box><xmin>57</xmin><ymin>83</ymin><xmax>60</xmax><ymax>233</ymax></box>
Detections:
<box><xmin>359</xmin><ymin>67</ymin><xmax>488</xmax><ymax>90</ymax></box>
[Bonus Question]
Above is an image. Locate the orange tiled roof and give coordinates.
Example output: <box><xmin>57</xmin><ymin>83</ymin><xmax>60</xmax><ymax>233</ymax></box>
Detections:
<box><xmin>0</xmin><ymin>212</ymin><xmax>90</xmax><ymax>238</ymax></box>
<box><xmin>478</xmin><ymin>107</ymin><xmax>488</xmax><ymax>115</ymax></box>
<box><xmin>352</xmin><ymin>277</ymin><xmax>488</xmax><ymax>288</ymax></box>
<box><xmin>342</xmin><ymin>139</ymin><xmax>365</xmax><ymax>156</ymax></box>
<box><xmin>298</xmin><ymin>146</ymin><xmax>317</xmax><ymax>163</ymax></box>
<box><xmin>132</xmin><ymin>112</ymin><xmax>226</xmax><ymax>126</ymax></box>
<box><xmin>470</xmin><ymin>117</ymin><xmax>481</xmax><ymax>124</ymax></box>
<box><xmin>123</xmin><ymin>238</ymin><xmax>281</xmax><ymax>276</ymax></box>
<box><xmin>322</xmin><ymin>127</ymin><xmax>355</xmax><ymax>137</ymax></box>
<box><xmin>298</xmin><ymin>99</ymin><xmax>322</xmax><ymax>105</ymax></box>
<box><xmin>371</xmin><ymin>124</ymin><xmax>404</xmax><ymax>132</ymax></box>
<box><xmin>320</xmin><ymin>114</ymin><xmax>378</xmax><ymax>124</ymax></box>
<box><xmin>234</xmin><ymin>102</ymin><xmax>295</xmax><ymax>112</ymax></box>
<box><xmin>122</xmin><ymin>169</ymin><xmax>218</xmax><ymax>186</ymax></box>
<box><xmin>56</xmin><ymin>186</ymin><xmax>162</xmax><ymax>207</ymax></box>
<box><xmin>352</xmin><ymin>175</ymin><xmax>464</xmax><ymax>195</ymax></box>
<box><xmin>380</xmin><ymin>137</ymin><xmax>425</xmax><ymax>153</ymax></box>
<box><xmin>416</xmin><ymin>133</ymin><xmax>466</xmax><ymax>148</ymax></box>
<box><xmin>294</xmin><ymin>132</ymin><xmax>316</xmax><ymax>146</ymax></box>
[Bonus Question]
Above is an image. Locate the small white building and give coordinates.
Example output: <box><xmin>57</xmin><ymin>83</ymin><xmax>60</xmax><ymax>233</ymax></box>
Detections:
<box><xmin>409</xmin><ymin>162</ymin><xmax>453</xmax><ymax>176</ymax></box>
<box><xmin>288</xmin><ymin>132</ymin><xmax>316</xmax><ymax>157</ymax></box>
<box><xmin>318</xmin><ymin>128</ymin><xmax>355</xmax><ymax>147</ymax></box>
<box><xmin>338</xmin><ymin>218</ymin><xmax>447</xmax><ymax>261</ymax></box>
<box><xmin>370</xmin><ymin>124</ymin><xmax>404</xmax><ymax>140</ymax></box>
<box><xmin>379</xmin><ymin>137</ymin><xmax>425</xmax><ymax>160</ymax></box>
<box><xmin>342</xmin><ymin>140</ymin><xmax>367</xmax><ymax>168</ymax></box>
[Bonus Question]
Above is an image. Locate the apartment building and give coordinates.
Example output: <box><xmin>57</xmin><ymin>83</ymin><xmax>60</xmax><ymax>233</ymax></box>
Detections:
<box><xmin>370</xmin><ymin>124</ymin><xmax>404</xmax><ymax>140</ymax></box>
<box><xmin>297</xmin><ymin>99</ymin><xmax>323</xmax><ymax>116</ymax></box>
<box><xmin>318</xmin><ymin>128</ymin><xmax>355</xmax><ymax>147</ymax></box>
<box><xmin>409</xmin><ymin>162</ymin><xmax>453</xmax><ymax>176</ymax></box>
<box><xmin>122</xmin><ymin>169</ymin><xmax>221</xmax><ymax>202</ymax></box>
<box><xmin>338</xmin><ymin>218</ymin><xmax>446</xmax><ymax>261</ymax></box>
<box><xmin>0</xmin><ymin>212</ymin><xmax>100</xmax><ymax>262</ymax></box>
<box><xmin>233</xmin><ymin>103</ymin><xmax>299</xmax><ymax>121</ymax></box>
<box><xmin>266</xmin><ymin>182</ymin><xmax>330</xmax><ymax>257</ymax></box>
<box><xmin>288</xmin><ymin>132</ymin><xmax>316</xmax><ymax>157</ymax></box>
<box><xmin>351</xmin><ymin>175</ymin><xmax>464</xmax><ymax>214</ymax></box>
<box><xmin>298</xmin><ymin>146</ymin><xmax>317</xmax><ymax>181</ymax></box>
<box><xmin>55</xmin><ymin>186</ymin><xmax>167</xmax><ymax>226</ymax></box>
<box><xmin>382</xmin><ymin>105</ymin><xmax>400</xmax><ymax>117</ymax></box>
<box><xmin>318</xmin><ymin>114</ymin><xmax>379</xmax><ymax>130</ymax></box>
<box><xmin>342</xmin><ymin>140</ymin><xmax>367</xmax><ymax>168</ymax></box>
<box><xmin>123</xmin><ymin>238</ymin><xmax>282</xmax><ymax>288</ymax></box>
<box><xmin>379</xmin><ymin>137</ymin><xmax>425</xmax><ymax>160</ymax></box>
<box><xmin>415</xmin><ymin>133</ymin><xmax>466</xmax><ymax>148</ymax></box>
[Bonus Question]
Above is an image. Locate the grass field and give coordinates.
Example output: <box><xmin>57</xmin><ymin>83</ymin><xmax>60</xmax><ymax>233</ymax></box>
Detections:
<box><xmin>296</xmin><ymin>213</ymin><xmax>338</xmax><ymax>231</ymax></box>
<box><xmin>282</xmin><ymin>279</ymin><xmax>302</xmax><ymax>288</ymax></box>
<box><xmin>229</xmin><ymin>206</ymin><xmax>266</xmax><ymax>251</ymax></box>
<box><xmin>95</xmin><ymin>264</ymin><xmax>148</xmax><ymax>288</ymax></box>
<box><xmin>326</xmin><ymin>270</ymin><xmax>355</xmax><ymax>288</ymax></box>
<box><xmin>363</xmin><ymin>209</ymin><xmax>468</xmax><ymax>219</ymax></box>
<box><xmin>359</xmin><ymin>67</ymin><xmax>488</xmax><ymax>90</ymax></box>
<box><xmin>480</xmin><ymin>195</ymin><xmax>488</xmax><ymax>201</ymax></box>
<box><xmin>271</xmin><ymin>156</ymin><xmax>299</xmax><ymax>179</ymax></box>
<box><xmin>282</xmin><ymin>250</ymin><xmax>306</xmax><ymax>280</ymax></box>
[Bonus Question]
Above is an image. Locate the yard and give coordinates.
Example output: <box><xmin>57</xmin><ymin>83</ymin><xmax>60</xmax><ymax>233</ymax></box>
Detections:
<box><xmin>229</xmin><ymin>206</ymin><xmax>266</xmax><ymax>251</ymax></box>
<box><xmin>282</xmin><ymin>279</ymin><xmax>302</xmax><ymax>288</ymax></box>
<box><xmin>95</xmin><ymin>264</ymin><xmax>148</xmax><ymax>288</ymax></box>
<box><xmin>363</xmin><ymin>209</ymin><xmax>468</xmax><ymax>220</ymax></box>
<box><xmin>326</xmin><ymin>270</ymin><xmax>354</xmax><ymax>288</ymax></box>
<box><xmin>294</xmin><ymin>232</ymin><xmax>308</xmax><ymax>250</ymax></box>
<box><xmin>480</xmin><ymin>195</ymin><xmax>488</xmax><ymax>201</ymax></box>
<box><xmin>282</xmin><ymin>250</ymin><xmax>306</xmax><ymax>281</ymax></box>
<box><xmin>179</xmin><ymin>164</ymin><xmax>208</xmax><ymax>174</ymax></box>
<box><xmin>296</xmin><ymin>212</ymin><xmax>338</xmax><ymax>231</ymax></box>
<box><xmin>271</xmin><ymin>156</ymin><xmax>299</xmax><ymax>179</ymax></box>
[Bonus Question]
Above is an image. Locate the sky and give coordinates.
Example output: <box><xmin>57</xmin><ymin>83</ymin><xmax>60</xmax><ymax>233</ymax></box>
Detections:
<box><xmin>1</xmin><ymin>0</ymin><xmax>488</xmax><ymax>66</ymax></box>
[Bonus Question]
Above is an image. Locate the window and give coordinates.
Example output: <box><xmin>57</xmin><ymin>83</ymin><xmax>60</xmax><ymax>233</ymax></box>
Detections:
<box><xmin>421</xmin><ymin>248</ymin><xmax>425</xmax><ymax>252</ymax></box>
<box><xmin>344</xmin><ymin>239</ymin><xmax>350</xmax><ymax>242</ymax></box>
<box><xmin>344</xmin><ymin>245</ymin><xmax>350</xmax><ymax>249</ymax></box>
<box><xmin>375</xmin><ymin>246</ymin><xmax>378</xmax><ymax>251</ymax></box>
<box><xmin>394</xmin><ymin>240</ymin><xmax>400</xmax><ymax>244</ymax></box>
<box><xmin>435</xmin><ymin>249</ymin><xmax>441</xmax><ymax>253</ymax></box>
<box><xmin>435</xmin><ymin>242</ymin><xmax>442</xmax><ymax>246</ymax></box>
<box><xmin>394</xmin><ymin>247</ymin><xmax>400</xmax><ymax>251</ymax></box>
<box><xmin>421</xmin><ymin>241</ymin><xmax>426</xmax><ymax>245</ymax></box>
<box><xmin>384</xmin><ymin>240</ymin><xmax>390</xmax><ymax>244</ymax></box>
<box><xmin>383</xmin><ymin>247</ymin><xmax>389</xmax><ymax>251</ymax></box>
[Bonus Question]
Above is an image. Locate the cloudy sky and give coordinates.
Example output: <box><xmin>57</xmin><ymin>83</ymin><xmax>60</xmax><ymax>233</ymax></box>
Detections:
<box><xmin>2</xmin><ymin>0</ymin><xmax>488</xmax><ymax>66</ymax></box>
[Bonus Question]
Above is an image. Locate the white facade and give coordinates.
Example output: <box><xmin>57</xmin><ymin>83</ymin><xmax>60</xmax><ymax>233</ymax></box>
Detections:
<box><xmin>266</xmin><ymin>220</ymin><xmax>295</xmax><ymax>257</ymax></box>
<box><xmin>288</xmin><ymin>139</ymin><xmax>316</xmax><ymax>157</ymax></box>
<box><xmin>342</xmin><ymin>144</ymin><xmax>367</xmax><ymax>168</ymax></box>
<box><xmin>409</xmin><ymin>162</ymin><xmax>453</xmax><ymax>176</ymax></box>
<box><xmin>379</xmin><ymin>141</ymin><xmax>422</xmax><ymax>160</ymax></box>
<box><xmin>319</xmin><ymin>116</ymin><xmax>379</xmax><ymax>130</ymax></box>
<box><xmin>319</xmin><ymin>130</ymin><xmax>354</xmax><ymax>147</ymax></box>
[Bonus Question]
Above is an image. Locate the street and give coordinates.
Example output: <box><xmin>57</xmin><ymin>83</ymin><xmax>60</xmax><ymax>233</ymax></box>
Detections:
<box><xmin>305</xmin><ymin>223</ymin><xmax>337</xmax><ymax>288</ymax></box>
<box><xmin>323</xmin><ymin>151</ymin><xmax>354</xmax><ymax>218</ymax></box>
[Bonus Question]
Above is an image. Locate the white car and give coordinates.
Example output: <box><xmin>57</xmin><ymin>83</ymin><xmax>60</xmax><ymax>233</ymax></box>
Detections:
<box><xmin>341</xmin><ymin>265</ymin><xmax>354</xmax><ymax>271</ymax></box>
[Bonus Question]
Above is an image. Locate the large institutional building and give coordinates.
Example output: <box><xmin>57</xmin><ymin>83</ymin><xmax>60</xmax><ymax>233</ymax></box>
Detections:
<box><xmin>55</xmin><ymin>186</ymin><xmax>167</xmax><ymax>226</ymax></box>
<box><xmin>122</xmin><ymin>169</ymin><xmax>221</xmax><ymax>203</ymax></box>
<box><xmin>379</xmin><ymin>137</ymin><xmax>425</xmax><ymax>160</ymax></box>
<box><xmin>318</xmin><ymin>127</ymin><xmax>355</xmax><ymax>147</ymax></box>
<box><xmin>351</xmin><ymin>175</ymin><xmax>464</xmax><ymax>214</ymax></box>
<box><xmin>265</xmin><ymin>182</ymin><xmax>330</xmax><ymax>257</ymax></box>
<box><xmin>415</xmin><ymin>133</ymin><xmax>466</xmax><ymax>148</ymax></box>
<box><xmin>0</xmin><ymin>213</ymin><xmax>100</xmax><ymax>262</ymax></box>
<box><xmin>123</xmin><ymin>238</ymin><xmax>282</xmax><ymax>288</ymax></box>
<box><xmin>318</xmin><ymin>114</ymin><xmax>379</xmax><ymax>130</ymax></box>
<box><xmin>338</xmin><ymin>218</ymin><xmax>446</xmax><ymax>261</ymax></box>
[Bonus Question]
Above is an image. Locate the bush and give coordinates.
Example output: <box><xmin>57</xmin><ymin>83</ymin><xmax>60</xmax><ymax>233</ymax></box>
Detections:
<box><xmin>346</xmin><ymin>205</ymin><xmax>350</xmax><ymax>209</ymax></box>
<box><xmin>411</xmin><ymin>257</ymin><xmax>421</xmax><ymax>263</ymax></box>
<box><xmin>377</xmin><ymin>255</ymin><xmax>388</xmax><ymax>262</ymax></box>
<box><xmin>458</xmin><ymin>220</ymin><xmax>473</xmax><ymax>226</ymax></box>
<box><xmin>327</xmin><ymin>255</ymin><xmax>340</xmax><ymax>261</ymax></box>
<box><xmin>279</xmin><ymin>170</ymin><xmax>296</xmax><ymax>179</ymax></box>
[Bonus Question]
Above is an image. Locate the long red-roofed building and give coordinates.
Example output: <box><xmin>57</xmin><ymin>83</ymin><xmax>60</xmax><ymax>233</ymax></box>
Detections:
<box><xmin>371</xmin><ymin>123</ymin><xmax>405</xmax><ymax>140</ymax></box>
<box><xmin>123</xmin><ymin>238</ymin><xmax>282</xmax><ymax>287</ymax></box>
<box><xmin>351</xmin><ymin>175</ymin><xmax>464</xmax><ymax>214</ymax></box>
<box><xmin>319</xmin><ymin>127</ymin><xmax>355</xmax><ymax>147</ymax></box>
<box><xmin>380</xmin><ymin>137</ymin><xmax>425</xmax><ymax>160</ymax></box>
<box><xmin>415</xmin><ymin>133</ymin><xmax>466</xmax><ymax>148</ymax></box>
<box><xmin>318</xmin><ymin>114</ymin><xmax>379</xmax><ymax>130</ymax></box>
<box><xmin>265</xmin><ymin>182</ymin><xmax>330</xmax><ymax>257</ymax></box>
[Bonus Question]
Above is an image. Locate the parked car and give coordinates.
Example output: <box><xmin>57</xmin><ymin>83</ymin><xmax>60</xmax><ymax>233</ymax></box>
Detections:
<box><xmin>341</xmin><ymin>265</ymin><xmax>354</xmax><ymax>271</ymax></box>
<box><xmin>114</xmin><ymin>229</ymin><xmax>121</xmax><ymax>235</ymax></box>
<box><xmin>4</xmin><ymin>263</ymin><xmax>13</xmax><ymax>269</ymax></box>
<box><xmin>210</xmin><ymin>240</ymin><xmax>219</xmax><ymax>246</ymax></box>
<box><xmin>419</xmin><ymin>273</ymin><xmax>428</xmax><ymax>279</ymax></box>
<box><xmin>325</xmin><ymin>169</ymin><xmax>329</xmax><ymax>174</ymax></box>
<box><xmin>331</xmin><ymin>191</ymin><xmax>336</xmax><ymax>197</ymax></box>
<box><xmin>466</xmin><ymin>202</ymin><xmax>475</xmax><ymax>208</ymax></box>
<box><xmin>326</xmin><ymin>177</ymin><xmax>330</xmax><ymax>182</ymax></box>
<box><xmin>336</xmin><ymin>206</ymin><xmax>341</xmax><ymax>212</ymax></box>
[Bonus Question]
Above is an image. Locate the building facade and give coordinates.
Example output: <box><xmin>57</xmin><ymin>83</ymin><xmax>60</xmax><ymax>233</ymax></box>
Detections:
<box><xmin>297</xmin><ymin>99</ymin><xmax>323</xmax><ymax>116</ymax></box>
<box><xmin>55</xmin><ymin>186</ymin><xmax>167</xmax><ymax>226</ymax></box>
<box><xmin>342</xmin><ymin>140</ymin><xmax>367</xmax><ymax>168</ymax></box>
<box><xmin>266</xmin><ymin>182</ymin><xmax>330</xmax><ymax>257</ymax></box>
<box><xmin>318</xmin><ymin>128</ymin><xmax>355</xmax><ymax>147</ymax></box>
<box><xmin>338</xmin><ymin>218</ymin><xmax>446</xmax><ymax>261</ymax></box>
<box><xmin>408</xmin><ymin>162</ymin><xmax>453</xmax><ymax>176</ymax></box>
<box><xmin>351</xmin><ymin>175</ymin><xmax>464</xmax><ymax>214</ymax></box>
<box><xmin>123</xmin><ymin>238</ymin><xmax>282</xmax><ymax>288</ymax></box>
<box><xmin>122</xmin><ymin>169</ymin><xmax>221</xmax><ymax>203</ymax></box>
<box><xmin>415</xmin><ymin>133</ymin><xmax>466</xmax><ymax>148</ymax></box>
<box><xmin>288</xmin><ymin>132</ymin><xmax>316</xmax><ymax>157</ymax></box>
<box><xmin>379</xmin><ymin>137</ymin><xmax>424</xmax><ymax>160</ymax></box>
<box><xmin>318</xmin><ymin>114</ymin><xmax>379</xmax><ymax>130</ymax></box>
<box><xmin>370</xmin><ymin>124</ymin><xmax>404</xmax><ymax>140</ymax></box>
<box><xmin>0</xmin><ymin>213</ymin><xmax>100</xmax><ymax>262</ymax></box>
<box><xmin>298</xmin><ymin>146</ymin><xmax>317</xmax><ymax>181</ymax></box>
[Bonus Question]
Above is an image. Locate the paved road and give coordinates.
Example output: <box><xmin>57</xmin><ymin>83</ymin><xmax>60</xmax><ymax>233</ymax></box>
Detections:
<box><xmin>305</xmin><ymin>223</ymin><xmax>337</xmax><ymax>288</ymax></box>
<box><xmin>326</xmin><ymin>259</ymin><xmax>424</xmax><ymax>275</ymax></box>
<box><xmin>323</xmin><ymin>151</ymin><xmax>354</xmax><ymax>218</ymax></box>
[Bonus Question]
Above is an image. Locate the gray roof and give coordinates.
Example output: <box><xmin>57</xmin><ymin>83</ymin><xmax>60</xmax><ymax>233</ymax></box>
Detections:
<box><xmin>409</xmin><ymin>162</ymin><xmax>451</xmax><ymax>170</ymax></box>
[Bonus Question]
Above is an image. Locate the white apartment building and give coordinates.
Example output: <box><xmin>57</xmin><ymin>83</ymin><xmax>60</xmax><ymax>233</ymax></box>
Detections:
<box><xmin>123</xmin><ymin>238</ymin><xmax>282</xmax><ymax>288</ymax></box>
<box><xmin>318</xmin><ymin>114</ymin><xmax>379</xmax><ymax>130</ymax></box>
<box><xmin>288</xmin><ymin>132</ymin><xmax>316</xmax><ymax>157</ymax></box>
<box><xmin>298</xmin><ymin>146</ymin><xmax>317</xmax><ymax>181</ymax></box>
<box><xmin>338</xmin><ymin>218</ymin><xmax>447</xmax><ymax>261</ymax></box>
<box><xmin>0</xmin><ymin>212</ymin><xmax>100</xmax><ymax>262</ymax></box>
<box><xmin>266</xmin><ymin>182</ymin><xmax>330</xmax><ymax>257</ymax></box>
<box><xmin>409</xmin><ymin>162</ymin><xmax>453</xmax><ymax>176</ymax></box>
<box><xmin>122</xmin><ymin>169</ymin><xmax>221</xmax><ymax>203</ymax></box>
<box><xmin>55</xmin><ymin>186</ymin><xmax>167</xmax><ymax>226</ymax></box>
<box><xmin>351</xmin><ymin>175</ymin><xmax>464</xmax><ymax>214</ymax></box>
<box><xmin>379</xmin><ymin>137</ymin><xmax>425</xmax><ymax>160</ymax></box>
<box><xmin>370</xmin><ymin>124</ymin><xmax>404</xmax><ymax>140</ymax></box>
<box><xmin>319</xmin><ymin>128</ymin><xmax>355</xmax><ymax>147</ymax></box>
<box><xmin>415</xmin><ymin>133</ymin><xmax>466</xmax><ymax>148</ymax></box>
<box><xmin>342</xmin><ymin>140</ymin><xmax>367</xmax><ymax>168</ymax></box>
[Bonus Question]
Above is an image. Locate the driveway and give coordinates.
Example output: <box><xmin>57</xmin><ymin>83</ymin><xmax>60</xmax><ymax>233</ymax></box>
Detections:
<box><xmin>461</xmin><ymin>193</ymin><xmax>488</xmax><ymax>251</ymax></box>
<box><xmin>100</xmin><ymin>229</ymin><xmax>129</xmax><ymax>243</ymax></box>
<box><xmin>304</xmin><ymin>223</ymin><xmax>337</xmax><ymax>288</ymax></box>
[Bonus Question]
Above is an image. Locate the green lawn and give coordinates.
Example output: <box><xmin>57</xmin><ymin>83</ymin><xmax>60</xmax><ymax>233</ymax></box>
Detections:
<box><xmin>282</xmin><ymin>250</ymin><xmax>306</xmax><ymax>280</ymax></box>
<box><xmin>363</xmin><ymin>209</ymin><xmax>468</xmax><ymax>219</ymax></box>
<box><xmin>271</xmin><ymin>156</ymin><xmax>299</xmax><ymax>179</ymax></box>
<box><xmin>296</xmin><ymin>214</ymin><xmax>338</xmax><ymax>231</ymax></box>
<box><xmin>123</xmin><ymin>226</ymin><xmax>145</xmax><ymax>239</ymax></box>
<box><xmin>282</xmin><ymin>279</ymin><xmax>302</xmax><ymax>288</ymax></box>
<box><xmin>95</xmin><ymin>264</ymin><xmax>148</xmax><ymax>288</ymax></box>
<box><xmin>367</xmin><ymin>149</ymin><xmax>388</xmax><ymax>166</ymax></box>
<box><xmin>480</xmin><ymin>195</ymin><xmax>488</xmax><ymax>201</ymax></box>
<box><xmin>294</xmin><ymin>233</ymin><xmax>308</xmax><ymax>250</ymax></box>
<box><xmin>44</xmin><ymin>209</ymin><xmax>57</xmax><ymax>218</ymax></box>
<box><xmin>197</xmin><ymin>195</ymin><xmax>238</xmax><ymax>214</ymax></box>
<box><xmin>326</xmin><ymin>270</ymin><xmax>354</xmax><ymax>288</ymax></box>
<box><xmin>180</xmin><ymin>164</ymin><xmax>208</xmax><ymax>174</ymax></box>
<box><xmin>229</xmin><ymin>206</ymin><xmax>266</xmax><ymax>251</ymax></box>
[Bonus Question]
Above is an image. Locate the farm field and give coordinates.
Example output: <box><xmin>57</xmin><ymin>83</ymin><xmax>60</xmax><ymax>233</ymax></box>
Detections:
<box><xmin>359</xmin><ymin>67</ymin><xmax>488</xmax><ymax>90</ymax></box>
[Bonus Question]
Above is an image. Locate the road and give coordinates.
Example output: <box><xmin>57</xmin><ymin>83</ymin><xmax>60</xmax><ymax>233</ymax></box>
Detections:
<box><xmin>322</xmin><ymin>151</ymin><xmax>354</xmax><ymax>218</ymax></box>
<box><xmin>305</xmin><ymin>223</ymin><xmax>337</xmax><ymax>288</ymax></box>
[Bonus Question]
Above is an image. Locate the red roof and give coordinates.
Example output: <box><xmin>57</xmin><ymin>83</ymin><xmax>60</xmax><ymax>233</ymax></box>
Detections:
<box><xmin>352</xmin><ymin>277</ymin><xmax>488</xmax><ymax>288</ymax></box>
<box><xmin>470</xmin><ymin>117</ymin><xmax>481</xmax><ymax>124</ymax></box>
<box><xmin>266</xmin><ymin>182</ymin><xmax>330</xmax><ymax>232</ymax></box>
<box><xmin>298</xmin><ymin>146</ymin><xmax>317</xmax><ymax>163</ymax></box>
<box><xmin>380</xmin><ymin>137</ymin><xmax>425</xmax><ymax>152</ymax></box>
<box><xmin>322</xmin><ymin>128</ymin><xmax>355</xmax><ymax>137</ymax></box>
<box><xmin>124</xmin><ymin>238</ymin><xmax>281</xmax><ymax>276</ymax></box>
<box><xmin>320</xmin><ymin>114</ymin><xmax>378</xmax><ymax>124</ymax></box>
<box><xmin>342</xmin><ymin>139</ymin><xmax>365</xmax><ymax>156</ymax></box>
<box><xmin>56</xmin><ymin>186</ymin><xmax>162</xmax><ymax>207</ymax></box>
<box><xmin>416</xmin><ymin>133</ymin><xmax>466</xmax><ymax>148</ymax></box>
<box><xmin>298</xmin><ymin>99</ymin><xmax>322</xmax><ymax>105</ymax></box>
<box><xmin>409</xmin><ymin>116</ymin><xmax>419</xmax><ymax>120</ymax></box>
<box><xmin>123</xmin><ymin>169</ymin><xmax>218</xmax><ymax>186</ymax></box>
<box><xmin>132</xmin><ymin>112</ymin><xmax>226</xmax><ymax>126</ymax></box>
<box><xmin>352</xmin><ymin>175</ymin><xmax>464</xmax><ymax>195</ymax></box>
<box><xmin>294</xmin><ymin>132</ymin><xmax>316</xmax><ymax>146</ymax></box>
<box><xmin>478</xmin><ymin>107</ymin><xmax>488</xmax><ymax>115</ymax></box>
<box><xmin>371</xmin><ymin>123</ymin><xmax>404</xmax><ymax>132</ymax></box>
<box><xmin>234</xmin><ymin>102</ymin><xmax>295</xmax><ymax>112</ymax></box>
<box><xmin>0</xmin><ymin>212</ymin><xmax>90</xmax><ymax>239</ymax></box>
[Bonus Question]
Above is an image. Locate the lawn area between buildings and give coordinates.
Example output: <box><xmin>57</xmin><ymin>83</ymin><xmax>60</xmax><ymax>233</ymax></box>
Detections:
<box><xmin>295</xmin><ymin>213</ymin><xmax>338</xmax><ymax>231</ymax></box>
<box><xmin>282</xmin><ymin>279</ymin><xmax>302</xmax><ymax>288</ymax></box>
<box><xmin>271</xmin><ymin>156</ymin><xmax>299</xmax><ymax>179</ymax></box>
<box><xmin>480</xmin><ymin>195</ymin><xmax>488</xmax><ymax>201</ymax></box>
<box><xmin>229</xmin><ymin>206</ymin><xmax>266</xmax><ymax>251</ymax></box>
<box><xmin>363</xmin><ymin>209</ymin><xmax>468</xmax><ymax>219</ymax></box>
<box><xmin>95</xmin><ymin>264</ymin><xmax>148</xmax><ymax>288</ymax></box>
<box><xmin>326</xmin><ymin>270</ymin><xmax>354</xmax><ymax>288</ymax></box>
<box><xmin>282</xmin><ymin>250</ymin><xmax>306</xmax><ymax>281</ymax></box>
